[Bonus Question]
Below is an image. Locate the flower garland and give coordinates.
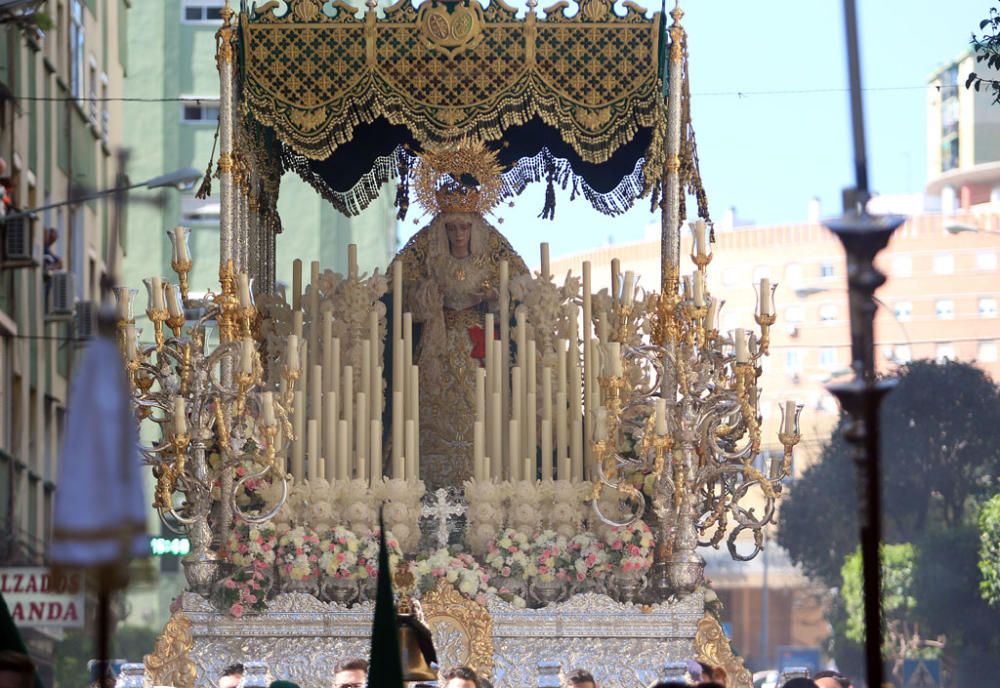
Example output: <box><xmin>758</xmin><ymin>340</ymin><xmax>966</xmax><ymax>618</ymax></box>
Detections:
<box><xmin>484</xmin><ymin>528</ymin><xmax>536</xmax><ymax>580</ymax></box>
<box><xmin>227</xmin><ymin>522</ymin><xmax>277</xmax><ymax>571</ymax></box>
<box><xmin>217</xmin><ymin>567</ymin><xmax>271</xmax><ymax>618</ymax></box>
<box><xmin>276</xmin><ymin>525</ymin><xmax>322</xmax><ymax>582</ymax></box>
<box><xmin>532</xmin><ymin>530</ymin><xmax>573</xmax><ymax>583</ymax></box>
<box><xmin>567</xmin><ymin>531</ymin><xmax>611</xmax><ymax>583</ymax></box>
<box><xmin>319</xmin><ymin>526</ymin><xmax>361</xmax><ymax>579</ymax></box>
<box><xmin>604</xmin><ymin>520</ymin><xmax>655</xmax><ymax>573</ymax></box>
<box><xmin>413</xmin><ymin>549</ymin><xmax>493</xmax><ymax>605</ymax></box>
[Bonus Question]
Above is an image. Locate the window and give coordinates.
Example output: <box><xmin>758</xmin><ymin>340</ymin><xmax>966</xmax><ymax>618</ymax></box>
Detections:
<box><xmin>977</xmin><ymin>250</ymin><xmax>997</xmax><ymax>271</ymax></box>
<box><xmin>819</xmin><ymin>261</ymin><xmax>835</xmax><ymax>279</ymax></box>
<box><xmin>933</xmin><ymin>253</ymin><xmax>954</xmax><ymax>274</ymax></box>
<box><xmin>784</xmin><ymin>263</ymin><xmax>803</xmax><ymax>287</ymax></box>
<box><xmin>70</xmin><ymin>0</ymin><xmax>85</xmax><ymax>100</ymax></box>
<box><xmin>785</xmin><ymin>349</ymin><xmax>803</xmax><ymax>374</ymax></box>
<box><xmin>181</xmin><ymin>196</ymin><xmax>220</xmax><ymax>225</ymax></box>
<box><xmin>784</xmin><ymin>305</ymin><xmax>804</xmax><ymax>323</ymax></box>
<box><xmin>182</xmin><ymin>0</ymin><xmax>224</xmax><ymax>23</ymax></box>
<box><xmin>88</xmin><ymin>61</ymin><xmax>98</xmax><ymax>123</ymax></box>
<box><xmin>935</xmin><ymin>299</ymin><xmax>955</xmax><ymax>319</ymax></box>
<box><xmin>819</xmin><ymin>347</ymin><xmax>838</xmax><ymax>369</ymax></box>
<box><xmin>979</xmin><ymin>341</ymin><xmax>999</xmax><ymax>363</ymax></box>
<box><xmin>936</xmin><ymin>342</ymin><xmax>955</xmax><ymax>363</ymax></box>
<box><xmin>181</xmin><ymin>99</ymin><xmax>220</xmax><ymax>124</ymax></box>
<box><xmin>100</xmin><ymin>74</ymin><xmax>109</xmax><ymax>142</ymax></box>
<box><xmin>894</xmin><ymin>301</ymin><xmax>913</xmax><ymax>321</ymax></box>
<box><xmin>819</xmin><ymin>304</ymin><xmax>837</xmax><ymax>322</ymax></box>
<box><xmin>979</xmin><ymin>297</ymin><xmax>997</xmax><ymax>318</ymax></box>
<box><xmin>893</xmin><ymin>344</ymin><xmax>912</xmax><ymax>364</ymax></box>
<box><xmin>891</xmin><ymin>255</ymin><xmax>912</xmax><ymax>277</ymax></box>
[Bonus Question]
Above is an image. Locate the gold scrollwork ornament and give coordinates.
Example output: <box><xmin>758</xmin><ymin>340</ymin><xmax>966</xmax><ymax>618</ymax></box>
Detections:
<box><xmin>145</xmin><ymin>612</ymin><xmax>197</xmax><ymax>688</ymax></box>
<box><xmin>421</xmin><ymin>579</ymin><xmax>495</xmax><ymax>680</ymax></box>
<box><xmin>695</xmin><ymin>612</ymin><xmax>753</xmax><ymax>688</ymax></box>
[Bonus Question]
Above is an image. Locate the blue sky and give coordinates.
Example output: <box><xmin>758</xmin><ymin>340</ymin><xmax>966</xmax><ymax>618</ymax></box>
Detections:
<box><xmin>414</xmin><ymin>1</ymin><xmax>989</xmax><ymax>260</ymax></box>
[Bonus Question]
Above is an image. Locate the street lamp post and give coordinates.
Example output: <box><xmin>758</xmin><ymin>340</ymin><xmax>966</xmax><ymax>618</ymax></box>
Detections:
<box><xmin>0</xmin><ymin>167</ymin><xmax>202</xmax><ymax>223</ymax></box>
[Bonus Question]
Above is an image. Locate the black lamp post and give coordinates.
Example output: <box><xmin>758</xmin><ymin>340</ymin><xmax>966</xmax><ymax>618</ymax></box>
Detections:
<box><xmin>824</xmin><ymin>2</ymin><xmax>906</xmax><ymax>687</ymax></box>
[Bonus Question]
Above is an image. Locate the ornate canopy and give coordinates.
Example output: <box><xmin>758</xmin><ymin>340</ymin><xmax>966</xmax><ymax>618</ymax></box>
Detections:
<box><xmin>239</xmin><ymin>0</ymin><xmax>667</xmax><ymax>216</ymax></box>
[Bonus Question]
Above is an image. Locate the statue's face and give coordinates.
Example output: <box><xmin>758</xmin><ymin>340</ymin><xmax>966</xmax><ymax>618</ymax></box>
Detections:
<box><xmin>445</xmin><ymin>220</ymin><xmax>472</xmax><ymax>257</ymax></box>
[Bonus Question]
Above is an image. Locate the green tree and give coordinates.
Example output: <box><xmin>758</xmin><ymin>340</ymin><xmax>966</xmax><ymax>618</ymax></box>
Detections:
<box><xmin>778</xmin><ymin>360</ymin><xmax>1000</xmax><ymax>676</ymax></box>
<box><xmin>968</xmin><ymin>7</ymin><xmax>1000</xmax><ymax>104</ymax></box>
<box><xmin>980</xmin><ymin>493</ymin><xmax>1000</xmax><ymax>607</ymax></box>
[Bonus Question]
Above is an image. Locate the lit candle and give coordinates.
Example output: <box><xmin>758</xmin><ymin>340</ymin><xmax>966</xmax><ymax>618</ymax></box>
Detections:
<box><xmin>622</xmin><ymin>271</ymin><xmax>635</xmax><ymax>306</ymax></box>
<box><xmin>125</xmin><ymin>323</ymin><xmax>138</xmax><ymax>360</ymax></box>
<box><xmin>150</xmin><ymin>276</ymin><xmax>164</xmax><ymax>311</ymax></box>
<box><xmin>541</xmin><ymin>419</ymin><xmax>552</xmax><ymax>480</ymax></box>
<box><xmin>322</xmin><ymin>315</ymin><xmax>333</xmax><ymax>392</ymax></box>
<box><xmin>286</xmin><ymin>334</ymin><xmax>300</xmax><ymax>371</ymax></box>
<box><xmin>556</xmin><ymin>391</ymin><xmax>568</xmax><ymax>468</ymax></box>
<box><xmin>370</xmin><ymin>419</ymin><xmax>382</xmax><ymax>485</ymax></box>
<box><xmin>476</xmin><ymin>368</ymin><xmax>486</xmax><ymax>423</ymax></box>
<box><xmin>292</xmin><ymin>390</ymin><xmax>305</xmax><ymax>481</ymax></box>
<box><xmin>706</xmin><ymin>298</ymin><xmax>719</xmax><ymax>330</ymax></box>
<box><xmin>307</xmin><ymin>419</ymin><xmax>320</xmax><ymax>480</ymax></box>
<box><xmin>410</xmin><ymin>365</ymin><xmax>420</xmax><ymax>475</ymax></box>
<box><xmin>343</xmin><ymin>365</ymin><xmax>354</xmax><ymax>464</ymax></box>
<box><xmin>241</xmin><ymin>337</ymin><xmax>254</xmax><ymax>375</ymax></box>
<box><xmin>759</xmin><ymin>278</ymin><xmax>772</xmax><ymax>316</ymax></box>
<box><xmin>783</xmin><ymin>400</ymin><xmax>797</xmax><ymax>435</ymax></box>
<box><xmin>516</xmin><ymin>308</ymin><xmax>527</xmax><ymax>366</ymax></box>
<box><xmin>693</xmin><ymin>219</ymin><xmax>708</xmax><ymax>258</ymax></box>
<box><xmin>606</xmin><ymin>342</ymin><xmax>623</xmax><ymax>376</ymax></box>
<box><xmin>261</xmin><ymin>392</ymin><xmax>276</xmax><ymax>426</ymax></box>
<box><xmin>174</xmin><ymin>396</ymin><xmax>187</xmax><ymax>435</ymax></box>
<box><xmin>655</xmin><ymin>397</ymin><xmax>668</xmax><ymax>435</ymax></box>
<box><xmin>237</xmin><ymin>273</ymin><xmax>251</xmax><ymax>308</ymax></box>
<box><xmin>325</xmin><ymin>391</ymin><xmax>338</xmax><ymax>479</ymax></box>
<box><xmin>557</xmin><ymin>339</ymin><xmax>567</xmax><ymax>394</ymax></box>
<box><xmin>526</xmin><ymin>391</ymin><xmax>537</xmax><ymax>472</ymax></box>
<box><xmin>611</xmin><ymin>258</ymin><xmax>620</xmax><ymax>309</ymax></box>
<box><xmin>693</xmin><ymin>271</ymin><xmax>705</xmax><ymax>308</ymax></box>
<box><xmin>508</xmin><ymin>419</ymin><xmax>520</xmax><ymax>481</ymax></box>
<box><xmin>392</xmin><ymin>390</ymin><xmax>404</xmax><ymax>478</ymax></box>
<box><xmin>166</xmin><ymin>283</ymin><xmax>183</xmax><ymax>320</ymax></box>
<box><xmin>311</xmin><ymin>364</ymin><xmax>323</xmax><ymax>420</ymax></box>
<box><xmin>735</xmin><ymin>329</ymin><xmax>749</xmax><ymax>363</ymax></box>
<box><xmin>570</xmin><ymin>417</ymin><xmax>582</xmax><ymax>482</ymax></box>
<box><xmin>292</xmin><ymin>311</ymin><xmax>304</xmax><ymax>339</ymax></box>
<box><xmin>542</xmin><ymin>367</ymin><xmax>553</xmax><ymax>421</ymax></box>
<box><xmin>169</xmin><ymin>226</ymin><xmax>191</xmax><ymax>263</ymax></box>
<box><xmin>392</xmin><ymin>264</ymin><xmax>403</xmax><ymax>339</ymax></box>
<box><xmin>356</xmin><ymin>391</ymin><xmax>368</xmax><ymax>481</ymax></box>
<box><xmin>348</xmin><ymin>243</ymin><xmax>358</xmax><ymax>280</ymax></box>
<box><xmin>490</xmin><ymin>391</ymin><xmax>502</xmax><ymax>480</ymax></box>
<box><xmin>404</xmin><ymin>419</ymin><xmax>417</xmax><ymax>482</ymax></box>
<box><xmin>540</xmin><ymin>242</ymin><xmax>550</xmax><ymax>280</ymax></box>
<box><xmin>403</xmin><ymin>313</ymin><xmax>413</xmax><ymax>375</ymax></box>
<box><xmin>474</xmin><ymin>421</ymin><xmax>485</xmax><ymax>481</ymax></box>
<box><xmin>582</xmin><ymin>261</ymin><xmax>593</xmax><ymax>473</ymax></box>
<box><xmin>337</xmin><ymin>419</ymin><xmax>349</xmax><ymax>480</ymax></box>
<box><xmin>292</xmin><ymin>258</ymin><xmax>303</xmax><ymax>312</ymax></box>
<box><xmin>361</xmin><ymin>346</ymin><xmax>371</xmax><ymax>418</ymax></box>
<box><xmin>595</xmin><ymin>408</ymin><xmax>608</xmax><ymax>441</ymax></box>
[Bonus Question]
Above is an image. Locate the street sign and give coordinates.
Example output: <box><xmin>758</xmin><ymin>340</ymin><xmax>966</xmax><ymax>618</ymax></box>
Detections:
<box><xmin>0</xmin><ymin>567</ymin><xmax>85</xmax><ymax>628</ymax></box>
<box><xmin>902</xmin><ymin>659</ymin><xmax>940</xmax><ymax>688</ymax></box>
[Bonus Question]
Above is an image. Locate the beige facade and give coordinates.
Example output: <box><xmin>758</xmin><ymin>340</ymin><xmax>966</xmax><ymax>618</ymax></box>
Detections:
<box><xmin>1</xmin><ymin>1</ymin><xmax>128</xmax><ymax>679</ymax></box>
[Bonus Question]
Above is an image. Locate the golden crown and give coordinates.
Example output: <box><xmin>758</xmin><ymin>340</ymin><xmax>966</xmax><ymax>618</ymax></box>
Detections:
<box><xmin>412</xmin><ymin>141</ymin><xmax>505</xmax><ymax>216</ymax></box>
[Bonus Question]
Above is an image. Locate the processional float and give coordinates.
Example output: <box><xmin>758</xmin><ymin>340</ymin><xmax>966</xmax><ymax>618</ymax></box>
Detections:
<box><xmin>128</xmin><ymin>1</ymin><xmax>803</xmax><ymax>686</ymax></box>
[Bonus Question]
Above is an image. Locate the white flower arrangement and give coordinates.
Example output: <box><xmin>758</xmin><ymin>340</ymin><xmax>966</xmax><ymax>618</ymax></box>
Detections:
<box><xmin>227</xmin><ymin>522</ymin><xmax>278</xmax><ymax>570</ymax></box>
<box><xmin>319</xmin><ymin>525</ymin><xmax>361</xmax><ymax>579</ymax></box>
<box><xmin>276</xmin><ymin>525</ymin><xmax>322</xmax><ymax>582</ymax></box>
<box><xmin>412</xmin><ymin>549</ymin><xmax>494</xmax><ymax>606</ymax></box>
<box><xmin>484</xmin><ymin>527</ymin><xmax>537</xmax><ymax>580</ymax></box>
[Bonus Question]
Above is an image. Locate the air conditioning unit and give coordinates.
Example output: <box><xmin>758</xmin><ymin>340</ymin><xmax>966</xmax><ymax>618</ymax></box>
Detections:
<box><xmin>2</xmin><ymin>216</ymin><xmax>40</xmax><ymax>268</ymax></box>
<box><xmin>74</xmin><ymin>300</ymin><xmax>97</xmax><ymax>341</ymax></box>
<box><xmin>47</xmin><ymin>271</ymin><xmax>75</xmax><ymax>319</ymax></box>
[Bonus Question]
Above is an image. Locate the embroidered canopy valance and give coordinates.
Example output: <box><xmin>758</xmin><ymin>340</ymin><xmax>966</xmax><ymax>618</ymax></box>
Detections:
<box><xmin>239</xmin><ymin>0</ymin><xmax>668</xmax><ymax>216</ymax></box>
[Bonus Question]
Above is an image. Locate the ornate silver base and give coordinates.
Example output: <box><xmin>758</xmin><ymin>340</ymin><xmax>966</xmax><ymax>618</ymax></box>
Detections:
<box><xmin>667</xmin><ymin>551</ymin><xmax>705</xmax><ymax>594</ymax></box>
<box><xmin>182</xmin><ymin>550</ymin><xmax>222</xmax><ymax>595</ymax></box>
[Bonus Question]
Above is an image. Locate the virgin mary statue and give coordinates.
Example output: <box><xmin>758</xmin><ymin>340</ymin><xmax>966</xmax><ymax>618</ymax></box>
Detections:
<box><xmin>389</xmin><ymin>145</ymin><xmax>528</xmax><ymax>490</ymax></box>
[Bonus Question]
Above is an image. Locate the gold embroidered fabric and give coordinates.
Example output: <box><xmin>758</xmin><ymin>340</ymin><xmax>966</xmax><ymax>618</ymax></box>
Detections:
<box><xmin>241</xmin><ymin>0</ymin><xmax>662</xmax><ymax>164</ymax></box>
<box><xmin>390</xmin><ymin>214</ymin><xmax>528</xmax><ymax>490</ymax></box>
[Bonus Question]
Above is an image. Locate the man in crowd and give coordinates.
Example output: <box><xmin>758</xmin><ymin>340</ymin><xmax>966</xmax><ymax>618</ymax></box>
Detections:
<box><xmin>562</xmin><ymin>668</ymin><xmax>598</xmax><ymax>688</ymax></box>
<box><xmin>441</xmin><ymin>664</ymin><xmax>480</xmax><ymax>688</ymax></box>
<box><xmin>332</xmin><ymin>658</ymin><xmax>367</xmax><ymax>688</ymax></box>
<box><xmin>218</xmin><ymin>663</ymin><xmax>244</xmax><ymax>688</ymax></box>
<box><xmin>812</xmin><ymin>670</ymin><xmax>851</xmax><ymax>688</ymax></box>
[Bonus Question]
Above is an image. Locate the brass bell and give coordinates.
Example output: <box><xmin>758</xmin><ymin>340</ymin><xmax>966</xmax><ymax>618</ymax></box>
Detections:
<box><xmin>399</xmin><ymin>614</ymin><xmax>437</xmax><ymax>682</ymax></box>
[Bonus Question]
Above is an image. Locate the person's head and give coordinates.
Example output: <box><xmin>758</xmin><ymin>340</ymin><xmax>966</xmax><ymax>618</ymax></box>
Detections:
<box><xmin>441</xmin><ymin>664</ymin><xmax>479</xmax><ymax>688</ymax></box>
<box><xmin>780</xmin><ymin>679</ymin><xmax>818</xmax><ymax>688</ymax></box>
<box><xmin>444</xmin><ymin>217</ymin><xmax>473</xmax><ymax>258</ymax></box>
<box><xmin>563</xmin><ymin>668</ymin><xmax>597</xmax><ymax>688</ymax></box>
<box><xmin>332</xmin><ymin>658</ymin><xmax>367</xmax><ymax>688</ymax></box>
<box><xmin>44</xmin><ymin>228</ymin><xmax>57</xmax><ymax>246</ymax></box>
<box><xmin>218</xmin><ymin>662</ymin><xmax>244</xmax><ymax>688</ymax></box>
<box><xmin>0</xmin><ymin>651</ymin><xmax>34</xmax><ymax>688</ymax></box>
<box><xmin>812</xmin><ymin>671</ymin><xmax>850</xmax><ymax>688</ymax></box>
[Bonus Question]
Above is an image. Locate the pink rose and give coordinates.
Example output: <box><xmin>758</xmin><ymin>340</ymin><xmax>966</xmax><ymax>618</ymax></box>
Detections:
<box><xmin>230</xmin><ymin>603</ymin><xmax>244</xmax><ymax>618</ymax></box>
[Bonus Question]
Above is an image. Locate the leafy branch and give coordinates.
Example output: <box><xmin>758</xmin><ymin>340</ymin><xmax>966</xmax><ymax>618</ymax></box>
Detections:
<box><xmin>968</xmin><ymin>8</ymin><xmax>1000</xmax><ymax>104</ymax></box>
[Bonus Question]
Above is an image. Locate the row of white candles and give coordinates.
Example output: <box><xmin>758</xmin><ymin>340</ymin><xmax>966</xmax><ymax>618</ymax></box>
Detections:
<box><xmin>282</xmin><ymin>250</ymin><xmax>421</xmax><ymax>485</ymax></box>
